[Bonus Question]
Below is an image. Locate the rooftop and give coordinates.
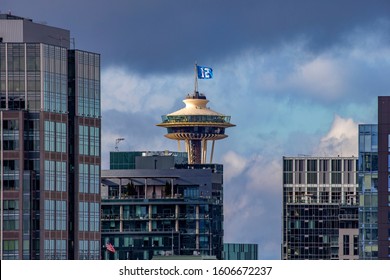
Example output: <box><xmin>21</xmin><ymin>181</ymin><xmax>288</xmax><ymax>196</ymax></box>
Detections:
<box><xmin>0</xmin><ymin>14</ymin><xmax>31</xmax><ymax>21</ymax></box>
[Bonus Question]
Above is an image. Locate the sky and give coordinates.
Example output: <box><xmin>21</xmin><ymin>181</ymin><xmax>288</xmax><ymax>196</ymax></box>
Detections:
<box><xmin>3</xmin><ymin>0</ymin><xmax>390</xmax><ymax>259</ymax></box>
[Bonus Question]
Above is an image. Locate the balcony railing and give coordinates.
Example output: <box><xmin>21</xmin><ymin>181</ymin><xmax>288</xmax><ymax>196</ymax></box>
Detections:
<box><xmin>101</xmin><ymin>213</ymin><xmax>211</xmax><ymax>221</ymax></box>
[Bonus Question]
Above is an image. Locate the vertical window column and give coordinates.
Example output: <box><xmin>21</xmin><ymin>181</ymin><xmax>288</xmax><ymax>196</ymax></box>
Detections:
<box><xmin>79</xmin><ymin>202</ymin><xmax>89</xmax><ymax>231</ymax></box>
<box><xmin>79</xmin><ymin>125</ymin><xmax>89</xmax><ymax>155</ymax></box>
<box><xmin>44</xmin><ymin>121</ymin><xmax>55</xmax><ymax>152</ymax></box>
<box><xmin>44</xmin><ymin>200</ymin><xmax>55</xmax><ymax>230</ymax></box>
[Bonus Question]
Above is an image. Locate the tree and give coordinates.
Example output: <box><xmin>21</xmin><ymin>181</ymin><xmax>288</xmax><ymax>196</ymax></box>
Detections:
<box><xmin>164</xmin><ymin>181</ymin><xmax>171</xmax><ymax>197</ymax></box>
<box><xmin>126</xmin><ymin>182</ymin><xmax>137</xmax><ymax>197</ymax></box>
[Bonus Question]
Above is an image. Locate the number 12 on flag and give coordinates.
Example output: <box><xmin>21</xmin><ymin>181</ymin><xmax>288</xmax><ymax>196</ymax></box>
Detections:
<box><xmin>197</xmin><ymin>66</ymin><xmax>213</xmax><ymax>79</ymax></box>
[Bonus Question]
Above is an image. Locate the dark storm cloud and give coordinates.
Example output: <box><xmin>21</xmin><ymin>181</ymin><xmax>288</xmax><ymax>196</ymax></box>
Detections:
<box><xmin>3</xmin><ymin>0</ymin><xmax>390</xmax><ymax>73</ymax></box>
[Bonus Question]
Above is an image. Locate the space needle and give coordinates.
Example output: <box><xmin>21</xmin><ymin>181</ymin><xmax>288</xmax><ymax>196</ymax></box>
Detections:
<box><xmin>157</xmin><ymin>65</ymin><xmax>235</xmax><ymax>164</ymax></box>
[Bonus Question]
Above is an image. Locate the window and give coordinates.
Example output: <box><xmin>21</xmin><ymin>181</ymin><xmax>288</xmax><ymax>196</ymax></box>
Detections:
<box><xmin>79</xmin><ymin>125</ymin><xmax>99</xmax><ymax>156</ymax></box>
<box><xmin>3</xmin><ymin>240</ymin><xmax>19</xmax><ymax>260</ymax></box>
<box><xmin>307</xmin><ymin>159</ymin><xmax>317</xmax><ymax>184</ymax></box>
<box><xmin>44</xmin><ymin>239</ymin><xmax>55</xmax><ymax>260</ymax></box>
<box><xmin>45</xmin><ymin>160</ymin><xmax>66</xmax><ymax>192</ymax></box>
<box><xmin>2</xmin><ymin>119</ymin><xmax>19</xmax><ymax>150</ymax></box>
<box><xmin>45</xmin><ymin>121</ymin><xmax>66</xmax><ymax>152</ymax></box>
<box><xmin>3</xmin><ymin>200</ymin><xmax>19</xmax><ymax>230</ymax></box>
<box><xmin>76</xmin><ymin>51</ymin><xmax>100</xmax><ymax>118</ymax></box>
<box><xmin>24</xmin><ymin>119</ymin><xmax>40</xmax><ymax>151</ymax></box>
<box><xmin>89</xmin><ymin>202</ymin><xmax>100</xmax><ymax>232</ymax></box>
<box><xmin>44</xmin><ymin>121</ymin><xmax>55</xmax><ymax>152</ymax></box>
<box><xmin>56</xmin><ymin>161</ymin><xmax>67</xmax><ymax>192</ymax></box>
<box><xmin>184</xmin><ymin>187</ymin><xmax>200</xmax><ymax>198</ymax></box>
<box><xmin>3</xmin><ymin>160</ymin><xmax>20</xmax><ymax>190</ymax></box>
<box><xmin>332</xmin><ymin>159</ymin><xmax>341</xmax><ymax>171</ymax></box>
<box><xmin>307</xmin><ymin>160</ymin><xmax>317</xmax><ymax>171</ymax></box>
<box><xmin>90</xmin><ymin>126</ymin><xmax>100</xmax><ymax>156</ymax></box>
<box><xmin>283</xmin><ymin>160</ymin><xmax>293</xmax><ymax>172</ymax></box>
<box><xmin>79</xmin><ymin>163</ymin><xmax>88</xmax><ymax>193</ymax></box>
<box><xmin>90</xmin><ymin>164</ymin><xmax>99</xmax><ymax>194</ymax></box>
<box><xmin>79</xmin><ymin>202</ymin><xmax>89</xmax><ymax>231</ymax></box>
<box><xmin>44</xmin><ymin>200</ymin><xmax>55</xmax><ymax>230</ymax></box>
<box><xmin>388</xmin><ymin>134</ymin><xmax>390</xmax><ymax>152</ymax></box>
<box><xmin>79</xmin><ymin>125</ymin><xmax>89</xmax><ymax>155</ymax></box>
<box><xmin>44</xmin><ymin>160</ymin><xmax>55</xmax><ymax>191</ymax></box>
<box><xmin>42</xmin><ymin>45</ymin><xmax>67</xmax><ymax>113</ymax></box>
<box><xmin>55</xmin><ymin>200</ymin><xmax>67</xmax><ymax>231</ymax></box>
<box><xmin>55</xmin><ymin>122</ymin><xmax>66</xmax><ymax>153</ymax></box>
<box><xmin>388</xmin><ymin>175</ymin><xmax>390</xmax><ymax>192</ymax></box>
<box><xmin>79</xmin><ymin>240</ymin><xmax>88</xmax><ymax>260</ymax></box>
<box><xmin>283</xmin><ymin>173</ymin><xmax>293</xmax><ymax>184</ymax></box>
<box><xmin>388</xmin><ymin>154</ymin><xmax>390</xmax><ymax>172</ymax></box>
<box><xmin>353</xmin><ymin>235</ymin><xmax>358</xmax><ymax>256</ymax></box>
<box><xmin>44</xmin><ymin>239</ymin><xmax>66</xmax><ymax>260</ymax></box>
<box><xmin>89</xmin><ymin>240</ymin><xmax>100</xmax><ymax>260</ymax></box>
<box><xmin>79</xmin><ymin>164</ymin><xmax>99</xmax><ymax>194</ymax></box>
<box><xmin>56</xmin><ymin>240</ymin><xmax>67</xmax><ymax>260</ymax></box>
<box><xmin>331</xmin><ymin>159</ymin><xmax>342</xmax><ymax>184</ymax></box>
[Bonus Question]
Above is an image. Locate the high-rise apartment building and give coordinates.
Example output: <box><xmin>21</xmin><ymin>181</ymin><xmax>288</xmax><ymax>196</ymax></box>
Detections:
<box><xmin>0</xmin><ymin>14</ymin><xmax>101</xmax><ymax>259</ymax></box>
<box><xmin>282</xmin><ymin>156</ymin><xmax>359</xmax><ymax>260</ymax></box>
<box><xmin>377</xmin><ymin>96</ymin><xmax>390</xmax><ymax>259</ymax></box>
<box><xmin>101</xmin><ymin>154</ymin><xmax>224</xmax><ymax>260</ymax></box>
<box><xmin>357</xmin><ymin>97</ymin><xmax>390</xmax><ymax>260</ymax></box>
<box><xmin>358</xmin><ymin>124</ymin><xmax>378</xmax><ymax>259</ymax></box>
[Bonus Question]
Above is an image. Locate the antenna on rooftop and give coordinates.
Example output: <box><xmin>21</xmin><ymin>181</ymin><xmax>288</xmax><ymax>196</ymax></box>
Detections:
<box><xmin>115</xmin><ymin>138</ymin><xmax>125</xmax><ymax>152</ymax></box>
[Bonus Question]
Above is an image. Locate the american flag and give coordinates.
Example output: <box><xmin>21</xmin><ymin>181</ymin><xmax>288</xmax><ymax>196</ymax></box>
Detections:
<box><xmin>106</xmin><ymin>242</ymin><xmax>115</xmax><ymax>253</ymax></box>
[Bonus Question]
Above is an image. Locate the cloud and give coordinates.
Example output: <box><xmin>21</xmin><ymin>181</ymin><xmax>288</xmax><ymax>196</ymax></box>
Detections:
<box><xmin>222</xmin><ymin>149</ymin><xmax>283</xmax><ymax>258</ymax></box>
<box><xmin>101</xmin><ymin>67</ymin><xmax>191</xmax><ymax>114</ymax></box>
<box><xmin>6</xmin><ymin>0</ymin><xmax>390</xmax><ymax>73</ymax></box>
<box><xmin>288</xmin><ymin>57</ymin><xmax>346</xmax><ymax>100</ymax></box>
<box><xmin>97</xmin><ymin>25</ymin><xmax>387</xmax><ymax>258</ymax></box>
<box><xmin>246</xmin><ymin>157</ymin><xmax>281</xmax><ymax>193</ymax></box>
<box><xmin>315</xmin><ymin>115</ymin><xmax>359</xmax><ymax>157</ymax></box>
<box><xmin>222</xmin><ymin>151</ymin><xmax>248</xmax><ymax>183</ymax></box>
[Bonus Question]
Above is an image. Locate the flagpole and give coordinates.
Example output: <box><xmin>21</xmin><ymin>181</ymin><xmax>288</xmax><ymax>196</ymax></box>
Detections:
<box><xmin>194</xmin><ymin>62</ymin><xmax>199</xmax><ymax>97</ymax></box>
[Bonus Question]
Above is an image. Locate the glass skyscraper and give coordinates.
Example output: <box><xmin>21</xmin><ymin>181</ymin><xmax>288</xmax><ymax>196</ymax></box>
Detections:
<box><xmin>358</xmin><ymin>124</ymin><xmax>378</xmax><ymax>259</ymax></box>
<box><xmin>0</xmin><ymin>14</ymin><xmax>101</xmax><ymax>259</ymax></box>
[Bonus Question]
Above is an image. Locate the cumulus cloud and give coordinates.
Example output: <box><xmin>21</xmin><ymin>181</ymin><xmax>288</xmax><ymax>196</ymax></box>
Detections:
<box><xmin>315</xmin><ymin>115</ymin><xmax>359</xmax><ymax>157</ymax></box>
<box><xmin>222</xmin><ymin>151</ymin><xmax>248</xmax><ymax>183</ymax></box>
<box><xmin>246</xmin><ymin>156</ymin><xmax>281</xmax><ymax>193</ymax></box>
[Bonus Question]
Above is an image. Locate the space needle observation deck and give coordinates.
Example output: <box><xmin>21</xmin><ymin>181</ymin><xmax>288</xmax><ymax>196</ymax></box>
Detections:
<box><xmin>157</xmin><ymin>67</ymin><xmax>235</xmax><ymax>164</ymax></box>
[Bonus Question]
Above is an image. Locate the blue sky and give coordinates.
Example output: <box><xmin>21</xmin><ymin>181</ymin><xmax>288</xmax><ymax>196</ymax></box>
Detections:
<box><xmin>3</xmin><ymin>0</ymin><xmax>390</xmax><ymax>259</ymax></box>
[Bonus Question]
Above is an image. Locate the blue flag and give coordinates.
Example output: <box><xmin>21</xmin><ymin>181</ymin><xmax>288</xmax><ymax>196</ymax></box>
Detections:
<box><xmin>197</xmin><ymin>66</ymin><xmax>213</xmax><ymax>79</ymax></box>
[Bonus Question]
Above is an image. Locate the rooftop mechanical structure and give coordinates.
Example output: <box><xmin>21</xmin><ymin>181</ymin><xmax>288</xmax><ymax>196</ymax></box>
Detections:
<box><xmin>157</xmin><ymin>90</ymin><xmax>235</xmax><ymax>164</ymax></box>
